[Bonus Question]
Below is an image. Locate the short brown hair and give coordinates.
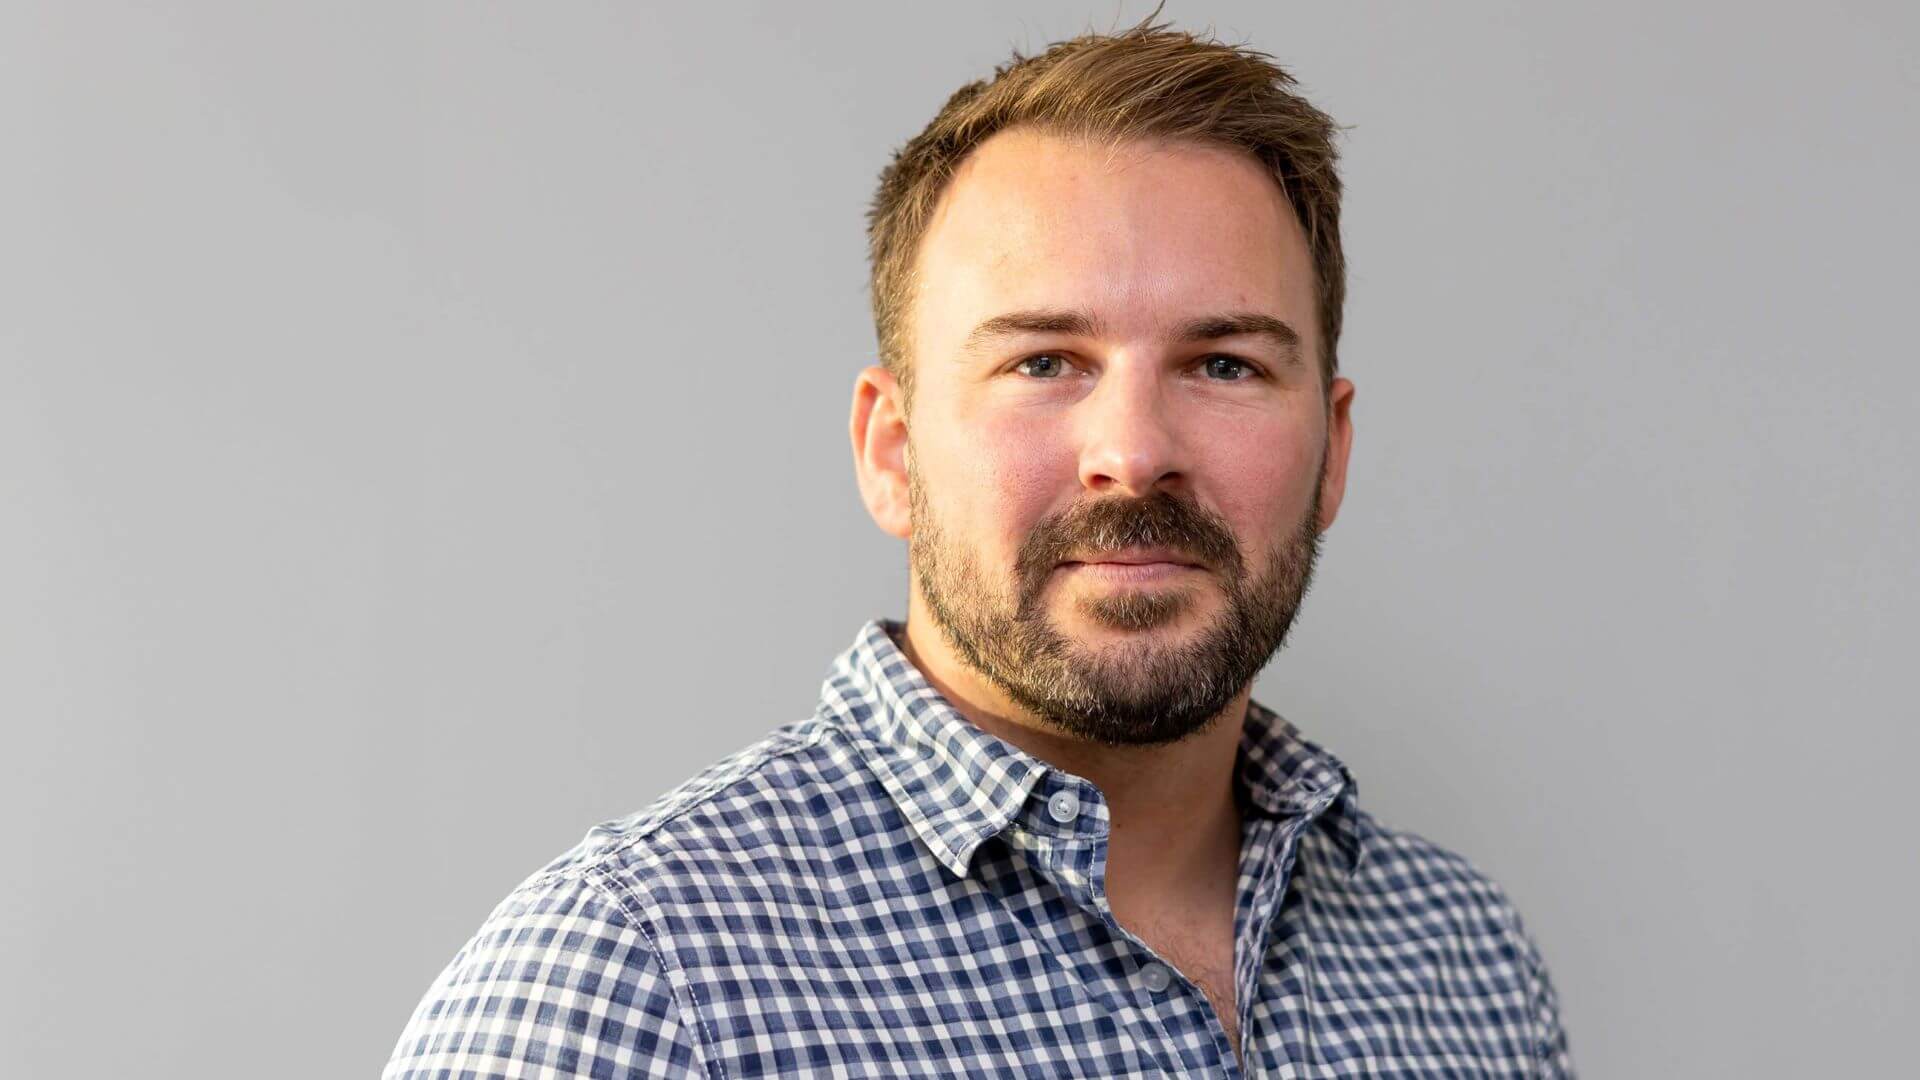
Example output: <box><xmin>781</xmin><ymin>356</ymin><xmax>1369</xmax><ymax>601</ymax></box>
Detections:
<box><xmin>866</xmin><ymin>15</ymin><xmax>1347</xmax><ymax>409</ymax></box>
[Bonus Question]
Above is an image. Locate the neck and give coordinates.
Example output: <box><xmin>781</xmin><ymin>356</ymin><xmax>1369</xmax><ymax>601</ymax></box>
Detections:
<box><xmin>897</xmin><ymin>600</ymin><xmax>1248</xmax><ymax>902</ymax></box>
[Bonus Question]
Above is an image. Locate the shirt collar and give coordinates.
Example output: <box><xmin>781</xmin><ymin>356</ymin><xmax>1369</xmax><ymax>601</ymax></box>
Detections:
<box><xmin>816</xmin><ymin>618</ymin><xmax>1370</xmax><ymax>879</ymax></box>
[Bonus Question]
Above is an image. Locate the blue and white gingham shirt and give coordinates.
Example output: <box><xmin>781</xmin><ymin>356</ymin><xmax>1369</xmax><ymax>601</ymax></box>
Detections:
<box><xmin>387</xmin><ymin>619</ymin><xmax>1574</xmax><ymax>1077</ymax></box>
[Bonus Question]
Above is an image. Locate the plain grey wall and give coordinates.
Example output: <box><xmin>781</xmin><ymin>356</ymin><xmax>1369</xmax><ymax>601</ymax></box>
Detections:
<box><xmin>4</xmin><ymin>2</ymin><xmax>1914</xmax><ymax>1076</ymax></box>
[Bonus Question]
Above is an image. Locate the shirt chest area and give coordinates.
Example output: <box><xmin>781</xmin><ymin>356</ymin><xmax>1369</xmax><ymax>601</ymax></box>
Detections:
<box><xmin>643</xmin><ymin>825</ymin><xmax>1534</xmax><ymax>1079</ymax></box>
<box><xmin>656</xmin><ymin>843</ymin><xmax>1251</xmax><ymax>1077</ymax></box>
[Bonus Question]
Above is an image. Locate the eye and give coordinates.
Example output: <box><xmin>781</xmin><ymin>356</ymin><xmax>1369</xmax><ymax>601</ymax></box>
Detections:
<box><xmin>1201</xmin><ymin>355</ymin><xmax>1260</xmax><ymax>381</ymax></box>
<box><xmin>1013</xmin><ymin>353</ymin><xmax>1071</xmax><ymax>379</ymax></box>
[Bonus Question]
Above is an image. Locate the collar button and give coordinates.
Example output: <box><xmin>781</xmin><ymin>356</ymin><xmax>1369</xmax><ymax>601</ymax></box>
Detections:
<box><xmin>1046</xmin><ymin>790</ymin><xmax>1081</xmax><ymax>824</ymax></box>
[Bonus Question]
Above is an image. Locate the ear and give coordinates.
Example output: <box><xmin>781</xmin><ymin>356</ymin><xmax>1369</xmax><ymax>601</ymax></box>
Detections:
<box><xmin>850</xmin><ymin>364</ymin><xmax>912</xmax><ymax>541</ymax></box>
<box><xmin>1315</xmin><ymin>376</ymin><xmax>1357</xmax><ymax>533</ymax></box>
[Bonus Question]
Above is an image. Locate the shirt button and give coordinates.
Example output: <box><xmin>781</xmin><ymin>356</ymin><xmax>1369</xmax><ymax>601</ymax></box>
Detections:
<box><xmin>1046</xmin><ymin>790</ymin><xmax>1081</xmax><ymax>824</ymax></box>
<box><xmin>1138</xmin><ymin>962</ymin><xmax>1173</xmax><ymax>993</ymax></box>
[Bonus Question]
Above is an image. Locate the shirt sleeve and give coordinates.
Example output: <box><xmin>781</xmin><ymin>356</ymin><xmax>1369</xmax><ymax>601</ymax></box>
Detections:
<box><xmin>383</xmin><ymin>869</ymin><xmax>707</xmax><ymax>1079</ymax></box>
<box><xmin>1512</xmin><ymin>906</ymin><xmax>1576</xmax><ymax>1079</ymax></box>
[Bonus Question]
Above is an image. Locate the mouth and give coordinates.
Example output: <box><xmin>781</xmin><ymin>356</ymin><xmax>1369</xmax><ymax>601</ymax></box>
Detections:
<box><xmin>1059</xmin><ymin>547</ymin><xmax>1206</xmax><ymax>570</ymax></box>
<box><xmin>1057</xmin><ymin>548</ymin><xmax>1207</xmax><ymax>584</ymax></box>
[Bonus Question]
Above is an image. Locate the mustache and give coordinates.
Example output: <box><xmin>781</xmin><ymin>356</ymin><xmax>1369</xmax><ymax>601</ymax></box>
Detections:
<box><xmin>1016</xmin><ymin>491</ymin><xmax>1242</xmax><ymax>584</ymax></box>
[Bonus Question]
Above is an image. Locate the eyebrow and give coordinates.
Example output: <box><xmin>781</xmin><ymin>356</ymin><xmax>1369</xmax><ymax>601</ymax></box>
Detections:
<box><xmin>1172</xmin><ymin>313</ymin><xmax>1302</xmax><ymax>366</ymax></box>
<box><xmin>961</xmin><ymin>308</ymin><xmax>1303</xmax><ymax>366</ymax></box>
<box><xmin>962</xmin><ymin>309</ymin><xmax>1108</xmax><ymax>354</ymax></box>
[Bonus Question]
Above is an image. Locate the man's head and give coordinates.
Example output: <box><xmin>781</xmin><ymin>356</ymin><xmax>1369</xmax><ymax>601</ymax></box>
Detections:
<box><xmin>850</xmin><ymin>20</ymin><xmax>1356</xmax><ymax>747</ymax></box>
<box><xmin>866</xmin><ymin>18</ymin><xmax>1348</xmax><ymax>411</ymax></box>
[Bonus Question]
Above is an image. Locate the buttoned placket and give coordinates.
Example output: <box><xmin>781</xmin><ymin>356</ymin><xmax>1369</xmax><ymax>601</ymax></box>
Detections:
<box><xmin>1015</xmin><ymin>770</ymin><xmax>1267</xmax><ymax>1080</ymax></box>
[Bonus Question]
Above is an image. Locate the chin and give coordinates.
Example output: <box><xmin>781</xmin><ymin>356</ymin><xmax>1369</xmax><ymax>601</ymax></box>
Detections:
<box><xmin>1061</xmin><ymin>595</ymin><xmax>1214</xmax><ymax>639</ymax></box>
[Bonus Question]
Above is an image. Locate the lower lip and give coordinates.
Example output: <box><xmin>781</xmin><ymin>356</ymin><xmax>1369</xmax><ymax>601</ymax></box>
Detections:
<box><xmin>1062</xmin><ymin>561</ymin><xmax>1199</xmax><ymax>584</ymax></box>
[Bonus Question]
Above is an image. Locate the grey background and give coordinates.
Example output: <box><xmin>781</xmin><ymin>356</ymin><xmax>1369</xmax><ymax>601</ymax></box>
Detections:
<box><xmin>4</xmin><ymin>2</ymin><xmax>1915</xmax><ymax>1076</ymax></box>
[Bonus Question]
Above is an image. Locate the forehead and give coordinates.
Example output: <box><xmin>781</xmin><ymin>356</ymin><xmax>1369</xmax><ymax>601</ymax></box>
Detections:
<box><xmin>910</xmin><ymin>128</ymin><xmax>1316</xmax><ymax>355</ymax></box>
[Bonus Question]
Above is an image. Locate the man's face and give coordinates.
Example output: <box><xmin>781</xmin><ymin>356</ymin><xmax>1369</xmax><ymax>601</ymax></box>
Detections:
<box><xmin>897</xmin><ymin>128</ymin><xmax>1349</xmax><ymax>747</ymax></box>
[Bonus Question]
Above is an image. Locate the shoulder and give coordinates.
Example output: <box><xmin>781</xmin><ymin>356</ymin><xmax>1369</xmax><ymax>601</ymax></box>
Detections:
<box><xmin>383</xmin><ymin>867</ymin><xmax>707</xmax><ymax>1078</ymax></box>
<box><xmin>1345</xmin><ymin>808</ymin><xmax>1525</xmax><ymax>925</ymax></box>
<box><xmin>1319</xmin><ymin>804</ymin><xmax>1541</xmax><ymax>962</ymax></box>
<box><xmin>487</xmin><ymin>710</ymin><xmax>923</xmax><ymax>969</ymax></box>
<box><xmin>1328</xmin><ymin>806</ymin><xmax>1576</xmax><ymax>1075</ymax></box>
<box><xmin>385</xmin><ymin>715</ymin><xmax>882</xmax><ymax>1079</ymax></box>
<box><xmin>528</xmin><ymin>713</ymin><xmax>892</xmax><ymax>898</ymax></box>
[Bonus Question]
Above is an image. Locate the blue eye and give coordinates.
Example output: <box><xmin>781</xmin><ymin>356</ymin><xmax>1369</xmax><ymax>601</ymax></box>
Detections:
<box><xmin>1012</xmin><ymin>354</ymin><xmax>1259</xmax><ymax>381</ymax></box>
<box><xmin>1015</xmin><ymin>354</ymin><xmax>1068</xmax><ymax>378</ymax></box>
<box><xmin>1204</xmin><ymin>355</ymin><xmax>1256</xmax><ymax>381</ymax></box>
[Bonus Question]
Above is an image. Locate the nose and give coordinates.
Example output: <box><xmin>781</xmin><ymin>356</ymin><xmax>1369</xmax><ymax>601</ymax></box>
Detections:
<box><xmin>1074</xmin><ymin>361</ymin><xmax>1189</xmax><ymax>498</ymax></box>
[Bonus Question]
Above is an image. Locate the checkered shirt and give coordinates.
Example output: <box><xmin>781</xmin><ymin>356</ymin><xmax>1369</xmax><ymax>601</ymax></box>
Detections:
<box><xmin>386</xmin><ymin>618</ymin><xmax>1574</xmax><ymax>1077</ymax></box>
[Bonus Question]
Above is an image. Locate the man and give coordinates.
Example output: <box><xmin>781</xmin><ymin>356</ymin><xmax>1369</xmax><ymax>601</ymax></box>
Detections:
<box><xmin>387</xmin><ymin>19</ymin><xmax>1574</xmax><ymax>1078</ymax></box>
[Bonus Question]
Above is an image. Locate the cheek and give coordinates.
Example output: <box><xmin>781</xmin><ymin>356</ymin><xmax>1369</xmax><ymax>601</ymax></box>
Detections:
<box><xmin>974</xmin><ymin>427</ymin><xmax>1064</xmax><ymax>553</ymax></box>
<box><xmin>977</xmin><ymin>419</ymin><xmax>1063</xmax><ymax>501</ymax></box>
<box><xmin>921</xmin><ymin>409</ymin><xmax>1067</xmax><ymax>553</ymax></box>
<box><xmin>1198</xmin><ymin>421</ymin><xmax>1323</xmax><ymax>542</ymax></box>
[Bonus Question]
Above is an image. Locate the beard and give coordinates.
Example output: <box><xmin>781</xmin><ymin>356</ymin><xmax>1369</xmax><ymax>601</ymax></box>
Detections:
<box><xmin>908</xmin><ymin>457</ymin><xmax>1325</xmax><ymax>748</ymax></box>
